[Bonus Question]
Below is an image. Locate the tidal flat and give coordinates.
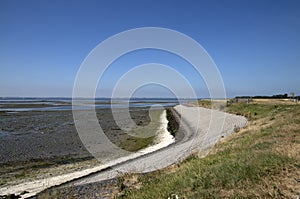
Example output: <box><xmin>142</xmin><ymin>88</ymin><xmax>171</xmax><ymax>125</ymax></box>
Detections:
<box><xmin>0</xmin><ymin>107</ymin><xmax>156</xmax><ymax>188</ymax></box>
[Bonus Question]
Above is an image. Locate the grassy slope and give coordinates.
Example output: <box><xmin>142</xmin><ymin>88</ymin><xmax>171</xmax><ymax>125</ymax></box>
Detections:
<box><xmin>117</xmin><ymin>100</ymin><xmax>300</xmax><ymax>198</ymax></box>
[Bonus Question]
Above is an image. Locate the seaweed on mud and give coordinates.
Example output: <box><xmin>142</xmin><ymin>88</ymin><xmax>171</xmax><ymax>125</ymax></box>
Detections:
<box><xmin>166</xmin><ymin>108</ymin><xmax>179</xmax><ymax>137</ymax></box>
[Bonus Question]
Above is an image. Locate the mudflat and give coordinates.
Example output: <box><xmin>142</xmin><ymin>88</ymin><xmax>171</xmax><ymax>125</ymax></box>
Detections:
<box><xmin>0</xmin><ymin>108</ymin><xmax>151</xmax><ymax>164</ymax></box>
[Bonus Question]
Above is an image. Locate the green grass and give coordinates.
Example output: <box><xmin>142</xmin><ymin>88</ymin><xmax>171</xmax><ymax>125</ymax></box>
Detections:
<box><xmin>118</xmin><ymin>136</ymin><xmax>154</xmax><ymax>152</ymax></box>
<box><xmin>116</xmin><ymin>101</ymin><xmax>300</xmax><ymax>198</ymax></box>
<box><xmin>118</xmin><ymin>109</ymin><xmax>163</xmax><ymax>152</ymax></box>
<box><xmin>226</xmin><ymin>103</ymin><xmax>286</xmax><ymax>120</ymax></box>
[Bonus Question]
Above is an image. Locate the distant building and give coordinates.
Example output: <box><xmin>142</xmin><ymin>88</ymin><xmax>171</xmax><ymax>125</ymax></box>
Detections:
<box><xmin>235</xmin><ymin>97</ymin><xmax>252</xmax><ymax>103</ymax></box>
<box><xmin>290</xmin><ymin>92</ymin><xmax>295</xmax><ymax>101</ymax></box>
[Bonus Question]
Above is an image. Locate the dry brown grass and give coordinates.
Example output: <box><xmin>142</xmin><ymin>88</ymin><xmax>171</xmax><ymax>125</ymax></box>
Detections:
<box><xmin>253</xmin><ymin>98</ymin><xmax>299</xmax><ymax>105</ymax></box>
<box><xmin>116</xmin><ymin>100</ymin><xmax>300</xmax><ymax>199</ymax></box>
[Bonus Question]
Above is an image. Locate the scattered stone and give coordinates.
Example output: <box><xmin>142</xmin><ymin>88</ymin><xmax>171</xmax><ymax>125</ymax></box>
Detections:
<box><xmin>168</xmin><ymin>194</ymin><xmax>179</xmax><ymax>199</ymax></box>
<box><xmin>234</xmin><ymin>125</ymin><xmax>240</xmax><ymax>133</ymax></box>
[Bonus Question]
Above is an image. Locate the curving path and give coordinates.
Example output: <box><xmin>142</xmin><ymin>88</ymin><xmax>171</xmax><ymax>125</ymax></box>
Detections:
<box><xmin>72</xmin><ymin>105</ymin><xmax>247</xmax><ymax>186</ymax></box>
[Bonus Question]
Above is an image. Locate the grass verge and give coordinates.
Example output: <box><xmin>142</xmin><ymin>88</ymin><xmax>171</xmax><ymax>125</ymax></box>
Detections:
<box><xmin>116</xmin><ymin>100</ymin><xmax>300</xmax><ymax>198</ymax></box>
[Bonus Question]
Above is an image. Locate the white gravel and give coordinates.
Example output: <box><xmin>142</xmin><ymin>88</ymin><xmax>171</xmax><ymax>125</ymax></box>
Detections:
<box><xmin>139</xmin><ymin>110</ymin><xmax>175</xmax><ymax>153</ymax></box>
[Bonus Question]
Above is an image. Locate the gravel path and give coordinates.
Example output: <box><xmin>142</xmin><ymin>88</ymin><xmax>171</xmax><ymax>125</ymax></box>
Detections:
<box><xmin>72</xmin><ymin>105</ymin><xmax>247</xmax><ymax>186</ymax></box>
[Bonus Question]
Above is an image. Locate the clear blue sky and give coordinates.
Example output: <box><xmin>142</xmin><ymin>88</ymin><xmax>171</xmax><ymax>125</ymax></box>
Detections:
<box><xmin>0</xmin><ymin>0</ymin><xmax>299</xmax><ymax>97</ymax></box>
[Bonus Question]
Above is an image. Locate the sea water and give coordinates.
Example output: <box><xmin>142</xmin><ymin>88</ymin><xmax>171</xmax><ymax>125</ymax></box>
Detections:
<box><xmin>0</xmin><ymin>97</ymin><xmax>194</xmax><ymax>112</ymax></box>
